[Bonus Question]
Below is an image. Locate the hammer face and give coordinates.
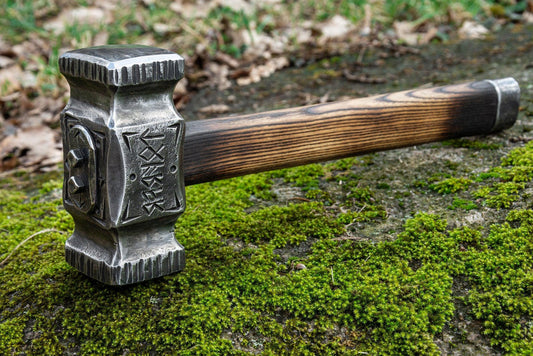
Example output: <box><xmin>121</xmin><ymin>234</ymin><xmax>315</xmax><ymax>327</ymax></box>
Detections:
<box><xmin>59</xmin><ymin>45</ymin><xmax>186</xmax><ymax>285</ymax></box>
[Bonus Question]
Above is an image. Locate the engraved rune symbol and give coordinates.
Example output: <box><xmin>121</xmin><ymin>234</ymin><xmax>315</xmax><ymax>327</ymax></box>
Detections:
<box><xmin>142</xmin><ymin>188</ymin><xmax>165</xmax><ymax>215</ymax></box>
<box><xmin>138</xmin><ymin>129</ymin><xmax>166</xmax><ymax>215</ymax></box>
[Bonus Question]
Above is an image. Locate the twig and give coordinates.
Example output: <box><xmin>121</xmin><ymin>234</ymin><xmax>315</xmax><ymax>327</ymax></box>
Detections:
<box><xmin>0</xmin><ymin>229</ymin><xmax>64</xmax><ymax>267</ymax></box>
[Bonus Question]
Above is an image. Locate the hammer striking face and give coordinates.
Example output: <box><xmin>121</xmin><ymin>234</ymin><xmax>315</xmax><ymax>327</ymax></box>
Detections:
<box><xmin>59</xmin><ymin>45</ymin><xmax>520</xmax><ymax>285</ymax></box>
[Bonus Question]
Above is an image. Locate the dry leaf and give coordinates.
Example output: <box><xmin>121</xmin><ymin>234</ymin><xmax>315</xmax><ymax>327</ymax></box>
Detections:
<box><xmin>523</xmin><ymin>12</ymin><xmax>533</xmax><ymax>23</ymax></box>
<box><xmin>44</xmin><ymin>7</ymin><xmax>111</xmax><ymax>34</ymax></box>
<box><xmin>206</xmin><ymin>62</ymin><xmax>232</xmax><ymax>90</ymax></box>
<box><xmin>11</xmin><ymin>35</ymin><xmax>50</xmax><ymax>62</ymax></box>
<box><xmin>23</xmin><ymin>96</ymin><xmax>64</xmax><ymax>127</ymax></box>
<box><xmin>394</xmin><ymin>21</ymin><xmax>438</xmax><ymax>45</ymax></box>
<box><xmin>294</xmin><ymin>263</ymin><xmax>307</xmax><ymax>270</ymax></box>
<box><xmin>0</xmin><ymin>56</ymin><xmax>15</xmax><ymax>69</ymax></box>
<box><xmin>318</xmin><ymin>15</ymin><xmax>355</xmax><ymax>40</ymax></box>
<box><xmin>234</xmin><ymin>29</ymin><xmax>287</xmax><ymax>62</ymax></box>
<box><xmin>458</xmin><ymin>21</ymin><xmax>489</xmax><ymax>39</ymax></box>
<box><xmin>236</xmin><ymin>57</ymin><xmax>288</xmax><ymax>85</ymax></box>
<box><xmin>153</xmin><ymin>23</ymin><xmax>180</xmax><ymax>36</ymax></box>
<box><xmin>170</xmin><ymin>1</ymin><xmax>216</xmax><ymax>18</ymax></box>
<box><xmin>0</xmin><ymin>126</ymin><xmax>62</xmax><ymax>171</ymax></box>
<box><xmin>198</xmin><ymin>104</ymin><xmax>230</xmax><ymax>114</ymax></box>
<box><xmin>215</xmin><ymin>52</ymin><xmax>239</xmax><ymax>69</ymax></box>
<box><xmin>0</xmin><ymin>65</ymin><xmax>24</xmax><ymax>96</ymax></box>
<box><xmin>283</xmin><ymin>27</ymin><xmax>312</xmax><ymax>45</ymax></box>
<box><xmin>174</xmin><ymin>77</ymin><xmax>189</xmax><ymax>97</ymax></box>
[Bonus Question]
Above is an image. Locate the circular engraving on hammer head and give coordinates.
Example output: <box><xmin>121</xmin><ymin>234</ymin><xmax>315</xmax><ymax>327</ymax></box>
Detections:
<box><xmin>59</xmin><ymin>45</ymin><xmax>184</xmax><ymax>87</ymax></box>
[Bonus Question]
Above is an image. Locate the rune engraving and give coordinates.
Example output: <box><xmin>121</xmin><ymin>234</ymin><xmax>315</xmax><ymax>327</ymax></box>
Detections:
<box><xmin>138</xmin><ymin>129</ymin><xmax>166</xmax><ymax>215</ymax></box>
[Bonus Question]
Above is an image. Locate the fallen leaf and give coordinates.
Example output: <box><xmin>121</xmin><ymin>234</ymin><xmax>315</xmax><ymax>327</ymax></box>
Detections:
<box><xmin>294</xmin><ymin>263</ymin><xmax>307</xmax><ymax>270</ymax></box>
<box><xmin>215</xmin><ymin>52</ymin><xmax>240</xmax><ymax>69</ymax></box>
<box><xmin>234</xmin><ymin>29</ymin><xmax>287</xmax><ymax>62</ymax></box>
<box><xmin>523</xmin><ymin>12</ymin><xmax>533</xmax><ymax>23</ymax></box>
<box><xmin>0</xmin><ymin>56</ymin><xmax>15</xmax><ymax>69</ymax></box>
<box><xmin>198</xmin><ymin>104</ymin><xmax>230</xmax><ymax>114</ymax></box>
<box><xmin>153</xmin><ymin>23</ymin><xmax>180</xmax><ymax>36</ymax></box>
<box><xmin>205</xmin><ymin>62</ymin><xmax>232</xmax><ymax>90</ymax></box>
<box><xmin>0</xmin><ymin>126</ymin><xmax>62</xmax><ymax>171</ymax></box>
<box><xmin>236</xmin><ymin>57</ymin><xmax>289</xmax><ymax>86</ymax></box>
<box><xmin>174</xmin><ymin>77</ymin><xmax>189</xmax><ymax>97</ymax></box>
<box><xmin>317</xmin><ymin>15</ymin><xmax>355</xmax><ymax>41</ymax></box>
<box><xmin>11</xmin><ymin>35</ymin><xmax>50</xmax><ymax>62</ymax></box>
<box><xmin>394</xmin><ymin>21</ymin><xmax>438</xmax><ymax>45</ymax></box>
<box><xmin>0</xmin><ymin>65</ymin><xmax>24</xmax><ymax>96</ymax></box>
<box><xmin>394</xmin><ymin>21</ymin><xmax>418</xmax><ymax>45</ymax></box>
<box><xmin>458</xmin><ymin>21</ymin><xmax>489</xmax><ymax>39</ymax></box>
<box><xmin>283</xmin><ymin>27</ymin><xmax>312</xmax><ymax>45</ymax></box>
<box><xmin>22</xmin><ymin>96</ymin><xmax>65</xmax><ymax>127</ymax></box>
<box><xmin>170</xmin><ymin>1</ymin><xmax>216</xmax><ymax>18</ymax></box>
<box><xmin>44</xmin><ymin>7</ymin><xmax>111</xmax><ymax>34</ymax></box>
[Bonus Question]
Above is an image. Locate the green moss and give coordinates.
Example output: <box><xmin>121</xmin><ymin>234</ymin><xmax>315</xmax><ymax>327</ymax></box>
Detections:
<box><xmin>1</xmin><ymin>172</ymin><xmax>531</xmax><ymax>354</ymax></box>
<box><xmin>0</xmin><ymin>317</ymin><xmax>25</xmax><ymax>354</ymax></box>
<box><xmin>4</xmin><ymin>135</ymin><xmax>533</xmax><ymax>354</ymax></box>
<box><xmin>460</xmin><ymin>210</ymin><xmax>533</xmax><ymax>353</ymax></box>
<box><xmin>430</xmin><ymin>177</ymin><xmax>472</xmax><ymax>194</ymax></box>
<box><xmin>448</xmin><ymin>197</ymin><xmax>478</xmax><ymax>210</ymax></box>
<box><xmin>270</xmin><ymin>163</ymin><xmax>324</xmax><ymax>191</ymax></box>
<box><xmin>443</xmin><ymin>138</ymin><xmax>502</xmax><ymax>150</ymax></box>
<box><xmin>219</xmin><ymin>202</ymin><xmax>342</xmax><ymax>248</ymax></box>
<box><xmin>468</xmin><ymin>140</ymin><xmax>533</xmax><ymax>209</ymax></box>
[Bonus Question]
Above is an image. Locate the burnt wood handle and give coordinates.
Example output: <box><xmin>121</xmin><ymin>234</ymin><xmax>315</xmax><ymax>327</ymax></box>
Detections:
<box><xmin>183</xmin><ymin>78</ymin><xmax>519</xmax><ymax>185</ymax></box>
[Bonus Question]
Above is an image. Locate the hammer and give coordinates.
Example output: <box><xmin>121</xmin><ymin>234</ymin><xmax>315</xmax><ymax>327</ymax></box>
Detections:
<box><xmin>59</xmin><ymin>45</ymin><xmax>520</xmax><ymax>285</ymax></box>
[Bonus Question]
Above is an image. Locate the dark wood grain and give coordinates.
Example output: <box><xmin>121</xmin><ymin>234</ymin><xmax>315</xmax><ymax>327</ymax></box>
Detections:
<box><xmin>183</xmin><ymin>80</ymin><xmax>498</xmax><ymax>185</ymax></box>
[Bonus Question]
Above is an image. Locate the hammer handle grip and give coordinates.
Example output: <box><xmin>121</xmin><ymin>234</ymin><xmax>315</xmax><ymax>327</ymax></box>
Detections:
<box><xmin>183</xmin><ymin>79</ymin><xmax>518</xmax><ymax>185</ymax></box>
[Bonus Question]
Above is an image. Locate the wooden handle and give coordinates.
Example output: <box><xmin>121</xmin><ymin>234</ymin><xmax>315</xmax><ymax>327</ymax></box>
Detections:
<box><xmin>183</xmin><ymin>79</ymin><xmax>519</xmax><ymax>185</ymax></box>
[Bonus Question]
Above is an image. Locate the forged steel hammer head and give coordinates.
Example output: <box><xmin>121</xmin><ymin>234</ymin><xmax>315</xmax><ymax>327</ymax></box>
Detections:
<box><xmin>59</xmin><ymin>45</ymin><xmax>186</xmax><ymax>285</ymax></box>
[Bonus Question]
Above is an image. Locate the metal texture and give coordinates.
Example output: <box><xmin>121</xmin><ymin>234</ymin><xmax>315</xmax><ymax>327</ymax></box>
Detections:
<box><xmin>484</xmin><ymin>78</ymin><xmax>521</xmax><ymax>132</ymax></box>
<box><xmin>59</xmin><ymin>45</ymin><xmax>186</xmax><ymax>285</ymax></box>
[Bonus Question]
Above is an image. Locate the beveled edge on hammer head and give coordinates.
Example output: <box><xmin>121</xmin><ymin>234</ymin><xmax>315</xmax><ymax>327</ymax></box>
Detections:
<box><xmin>59</xmin><ymin>44</ymin><xmax>184</xmax><ymax>87</ymax></box>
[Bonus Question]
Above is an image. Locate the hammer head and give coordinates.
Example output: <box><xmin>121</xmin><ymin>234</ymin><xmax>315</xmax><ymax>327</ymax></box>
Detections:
<box><xmin>59</xmin><ymin>45</ymin><xmax>186</xmax><ymax>285</ymax></box>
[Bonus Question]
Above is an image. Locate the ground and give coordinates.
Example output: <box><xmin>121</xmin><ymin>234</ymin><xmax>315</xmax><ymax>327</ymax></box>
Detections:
<box><xmin>1</xmin><ymin>4</ymin><xmax>533</xmax><ymax>356</ymax></box>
